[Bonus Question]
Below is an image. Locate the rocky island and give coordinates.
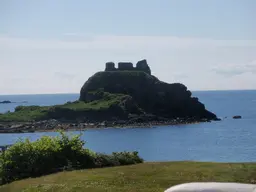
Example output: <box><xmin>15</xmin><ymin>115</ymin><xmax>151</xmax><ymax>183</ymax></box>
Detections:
<box><xmin>0</xmin><ymin>60</ymin><xmax>219</xmax><ymax>133</ymax></box>
<box><xmin>0</xmin><ymin>100</ymin><xmax>12</xmax><ymax>104</ymax></box>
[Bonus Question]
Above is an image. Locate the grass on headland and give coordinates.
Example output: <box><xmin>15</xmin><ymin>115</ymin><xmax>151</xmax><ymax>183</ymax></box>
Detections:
<box><xmin>61</xmin><ymin>92</ymin><xmax>127</xmax><ymax>111</ymax></box>
<box><xmin>0</xmin><ymin>106</ymin><xmax>50</xmax><ymax>122</ymax></box>
<box><xmin>0</xmin><ymin>161</ymin><xmax>255</xmax><ymax>192</ymax></box>
<box><xmin>0</xmin><ymin>92</ymin><xmax>128</xmax><ymax>122</ymax></box>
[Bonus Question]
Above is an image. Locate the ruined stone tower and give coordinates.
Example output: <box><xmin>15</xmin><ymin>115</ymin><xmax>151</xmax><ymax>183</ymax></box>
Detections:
<box><xmin>136</xmin><ymin>59</ymin><xmax>151</xmax><ymax>75</ymax></box>
<box><xmin>105</xmin><ymin>59</ymin><xmax>151</xmax><ymax>75</ymax></box>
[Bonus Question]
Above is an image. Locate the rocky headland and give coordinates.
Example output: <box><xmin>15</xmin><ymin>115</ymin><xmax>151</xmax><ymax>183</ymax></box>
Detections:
<box><xmin>0</xmin><ymin>60</ymin><xmax>220</xmax><ymax>133</ymax></box>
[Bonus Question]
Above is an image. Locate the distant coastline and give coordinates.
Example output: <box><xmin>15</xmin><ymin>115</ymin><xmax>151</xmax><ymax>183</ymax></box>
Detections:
<box><xmin>0</xmin><ymin>100</ymin><xmax>28</xmax><ymax>104</ymax></box>
<box><xmin>0</xmin><ymin>100</ymin><xmax>12</xmax><ymax>104</ymax></box>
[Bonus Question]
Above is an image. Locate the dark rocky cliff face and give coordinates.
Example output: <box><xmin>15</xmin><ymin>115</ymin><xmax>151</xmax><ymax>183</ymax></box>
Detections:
<box><xmin>80</xmin><ymin>71</ymin><xmax>218</xmax><ymax>121</ymax></box>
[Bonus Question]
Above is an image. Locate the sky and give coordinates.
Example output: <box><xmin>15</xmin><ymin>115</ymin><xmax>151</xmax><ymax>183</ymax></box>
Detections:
<box><xmin>1</xmin><ymin>0</ymin><xmax>256</xmax><ymax>94</ymax></box>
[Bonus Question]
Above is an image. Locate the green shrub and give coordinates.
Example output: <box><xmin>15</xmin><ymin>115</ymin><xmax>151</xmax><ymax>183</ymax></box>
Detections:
<box><xmin>112</xmin><ymin>151</ymin><xmax>143</xmax><ymax>165</ymax></box>
<box><xmin>0</xmin><ymin>132</ymin><xmax>143</xmax><ymax>185</ymax></box>
<box><xmin>0</xmin><ymin>132</ymin><xmax>84</xmax><ymax>183</ymax></box>
<box><xmin>93</xmin><ymin>151</ymin><xmax>143</xmax><ymax>168</ymax></box>
<box><xmin>94</xmin><ymin>153</ymin><xmax>120</xmax><ymax>168</ymax></box>
<box><xmin>0</xmin><ymin>154</ymin><xmax>4</xmax><ymax>185</ymax></box>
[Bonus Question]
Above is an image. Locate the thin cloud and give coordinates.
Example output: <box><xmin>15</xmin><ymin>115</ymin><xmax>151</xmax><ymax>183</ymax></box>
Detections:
<box><xmin>212</xmin><ymin>60</ymin><xmax>256</xmax><ymax>77</ymax></box>
<box><xmin>54</xmin><ymin>72</ymin><xmax>76</xmax><ymax>81</ymax></box>
<box><xmin>1</xmin><ymin>35</ymin><xmax>256</xmax><ymax>51</ymax></box>
<box><xmin>1</xmin><ymin>34</ymin><xmax>256</xmax><ymax>94</ymax></box>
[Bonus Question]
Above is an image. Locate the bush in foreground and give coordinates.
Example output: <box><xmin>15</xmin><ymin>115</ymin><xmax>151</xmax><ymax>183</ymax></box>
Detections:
<box><xmin>0</xmin><ymin>131</ymin><xmax>143</xmax><ymax>184</ymax></box>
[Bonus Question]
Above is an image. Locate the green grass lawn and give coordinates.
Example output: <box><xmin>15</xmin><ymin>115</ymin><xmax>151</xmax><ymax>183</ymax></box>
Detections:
<box><xmin>1</xmin><ymin>162</ymin><xmax>255</xmax><ymax>192</ymax></box>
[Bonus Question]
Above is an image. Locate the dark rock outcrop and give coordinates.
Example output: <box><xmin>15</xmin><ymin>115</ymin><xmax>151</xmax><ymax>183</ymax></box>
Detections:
<box><xmin>80</xmin><ymin>69</ymin><xmax>218</xmax><ymax>121</ymax></box>
<box><xmin>233</xmin><ymin>115</ymin><xmax>242</xmax><ymax>119</ymax></box>
<box><xmin>0</xmin><ymin>100</ymin><xmax>27</xmax><ymax>104</ymax></box>
<box><xmin>0</xmin><ymin>100</ymin><xmax>12</xmax><ymax>104</ymax></box>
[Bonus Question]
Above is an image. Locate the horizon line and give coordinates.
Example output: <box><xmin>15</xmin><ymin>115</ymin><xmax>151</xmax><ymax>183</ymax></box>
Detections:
<box><xmin>0</xmin><ymin>89</ymin><xmax>256</xmax><ymax>96</ymax></box>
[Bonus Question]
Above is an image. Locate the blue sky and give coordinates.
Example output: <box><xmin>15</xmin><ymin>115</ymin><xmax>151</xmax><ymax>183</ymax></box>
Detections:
<box><xmin>1</xmin><ymin>0</ymin><xmax>256</xmax><ymax>94</ymax></box>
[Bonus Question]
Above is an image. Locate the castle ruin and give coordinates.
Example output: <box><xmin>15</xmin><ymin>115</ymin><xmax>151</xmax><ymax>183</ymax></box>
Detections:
<box><xmin>105</xmin><ymin>59</ymin><xmax>151</xmax><ymax>75</ymax></box>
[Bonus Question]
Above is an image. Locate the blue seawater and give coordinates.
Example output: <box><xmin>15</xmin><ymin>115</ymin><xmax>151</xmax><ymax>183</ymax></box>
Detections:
<box><xmin>0</xmin><ymin>90</ymin><xmax>255</xmax><ymax>162</ymax></box>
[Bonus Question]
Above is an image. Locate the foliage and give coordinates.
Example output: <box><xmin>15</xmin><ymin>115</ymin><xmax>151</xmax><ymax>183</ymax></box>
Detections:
<box><xmin>0</xmin><ymin>132</ymin><xmax>143</xmax><ymax>185</ymax></box>
<box><xmin>112</xmin><ymin>151</ymin><xmax>142</xmax><ymax>165</ymax></box>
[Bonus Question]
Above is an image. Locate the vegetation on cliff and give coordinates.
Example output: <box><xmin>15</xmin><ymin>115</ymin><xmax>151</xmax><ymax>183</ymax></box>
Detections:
<box><xmin>0</xmin><ymin>132</ymin><xmax>143</xmax><ymax>185</ymax></box>
<box><xmin>0</xmin><ymin>92</ymin><xmax>140</xmax><ymax>122</ymax></box>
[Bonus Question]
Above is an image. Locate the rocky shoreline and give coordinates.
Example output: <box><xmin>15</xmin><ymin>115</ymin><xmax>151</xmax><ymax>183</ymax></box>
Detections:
<box><xmin>0</xmin><ymin>118</ymin><xmax>220</xmax><ymax>133</ymax></box>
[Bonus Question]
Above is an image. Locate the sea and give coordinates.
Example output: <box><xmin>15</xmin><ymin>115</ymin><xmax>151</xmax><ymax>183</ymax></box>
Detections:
<box><xmin>0</xmin><ymin>90</ymin><xmax>255</xmax><ymax>162</ymax></box>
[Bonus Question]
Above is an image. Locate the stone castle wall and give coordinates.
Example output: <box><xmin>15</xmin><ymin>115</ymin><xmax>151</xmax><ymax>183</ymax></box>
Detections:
<box><xmin>118</xmin><ymin>62</ymin><xmax>133</xmax><ymax>70</ymax></box>
<box><xmin>105</xmin><ymin>59</ymin><xmax>151</xmax><ymax>75</ymax></box>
